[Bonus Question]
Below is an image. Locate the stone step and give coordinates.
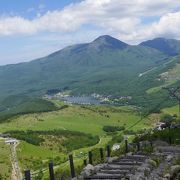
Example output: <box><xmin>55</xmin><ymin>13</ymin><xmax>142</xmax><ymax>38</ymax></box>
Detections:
<box><xmin>96</xmin><ymin>172</ymin><xmax>128</xmax><ymax>176</ymax></box>
<box><xmin>157</xmin><ymin>147</ymin><xmax>180</xmax><ymax>153</ymax></box>
<box><xmin>109</xmin><ymin>162</ymin><xmax>142</xmax><ymax>166</ymax></box>
<box><xmin>122</xmin><ymin>155</ymin><xmax>147</xmax><ymax>159</ymax></box>
<box><xmin>84</xmin><ymin>179</ymin><xmax>118</xmax><ymax>180</ymax></box>
<box><xmin>114</xmin><ymin>158</ymin><xmax>144</xmax><ymax>162</ymax></box>
<box><xmin>83</xmin><ymin>174</ymin><xmax>130</xmax><ymax>179</ymax></box>
<box><xmin>99</xmin><ymin>169</ymin><xmax>130</xmax><ymax>174</ymax></box>
<box><xmin>102</xmin><ymin>165</ymin><xmax>137</xmax><ymax>170</ymax></box>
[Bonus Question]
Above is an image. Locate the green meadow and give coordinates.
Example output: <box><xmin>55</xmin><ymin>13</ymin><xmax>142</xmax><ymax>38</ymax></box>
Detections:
<box><xmin>0</xmin><ymin>104</ymin><xmax>151</xmax><ymax>135</ymax></box>
<box><xmin>0</xmin><ymin>102</ymin><xmax>159</xmax><ymax>178</ymax></box>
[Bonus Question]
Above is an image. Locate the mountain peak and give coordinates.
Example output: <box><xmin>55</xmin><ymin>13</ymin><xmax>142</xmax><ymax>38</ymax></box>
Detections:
<box><xmin>93</xmin><ymin>35</ymin><xmax>116</xmax><ymax>41</ymax></box>
<box><xmin>91</xmin><ymin>35</ymin><xmax>129</xmax><ymax>50</ymax></box>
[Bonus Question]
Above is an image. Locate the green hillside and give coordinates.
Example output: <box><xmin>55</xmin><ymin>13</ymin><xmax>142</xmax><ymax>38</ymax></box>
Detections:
<box><xmin>0</xmin><ymin>35</ymin><xmax>179</xmax><ymax>120</ymax></box>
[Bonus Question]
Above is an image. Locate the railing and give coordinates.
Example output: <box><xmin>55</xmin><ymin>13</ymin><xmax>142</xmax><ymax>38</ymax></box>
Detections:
<box><xmin>24</xmin><ymin>139</ymin><xmax>153</xmax><ymax>180</ymax></box>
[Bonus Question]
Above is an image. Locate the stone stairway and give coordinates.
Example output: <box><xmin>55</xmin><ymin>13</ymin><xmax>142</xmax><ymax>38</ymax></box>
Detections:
<box><xmin>82</xmin><ymin>154</ymin><xmax>148</xmax><ymax>180</ymax></box>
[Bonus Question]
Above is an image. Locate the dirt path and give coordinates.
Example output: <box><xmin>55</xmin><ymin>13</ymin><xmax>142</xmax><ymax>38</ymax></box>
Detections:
<box><xmin>10</xmin><ymin>141</ymin><xmax>23</xmax><ymax>180</ymax></box>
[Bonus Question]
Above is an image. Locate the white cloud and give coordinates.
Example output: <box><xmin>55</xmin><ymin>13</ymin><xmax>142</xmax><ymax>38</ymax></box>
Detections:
<box><xmin>0</xmin><ymin>0</ymin><xmax>180</xmax><ymax>43</ymax></box>
<box><xmin>120</xmin><ymin>12</ymin><xmax>180</xmax><ymax>43</ymax></box>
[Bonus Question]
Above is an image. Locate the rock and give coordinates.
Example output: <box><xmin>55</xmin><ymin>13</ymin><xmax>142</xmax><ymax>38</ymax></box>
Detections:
<box><xmin>126</xmin><ymin>152</ymin><xmax>133</xmax><ymax>156</ymax></box>
<box><xmin>147</xmin><ymin>159</ymin><xmax>157</xmax><ymax>168</ymax></box>
<box><xmin>170</xmin><ymin>165</ymin><xmax>180</xmax><ymax>179</ymax></box>
<box><xmin>163</xmin><ymin>173</ymin><xmax>170</xmax><ymax>179</ymax></box>
<box><xmin>80</xmin><ymin>164</ymin><xmax>95</xmax><ymax>176</ymax></box>
<box><xmin>71</xmin><ymin>178</ymin><xmax>78</xmax><ymax>180</ymax></box>
<box><xmin>166</xmin><ymin>155</ymin><xmax>173</xmax><ymax>162</ymax></box>
<box><xmin>130</xmin><ymin>173</ymin><xmax>146</xmax><ymax>180</ymax></box>
<box><xmin>106</xmin><ymin>156</ymin><xmax>118</xmax><ymax>163</ymax></box>
<box><xmin>153</xmin><ymin>140</ymin><xmax>169</xmax><ymax>147</ymax></box>
<box><xmin>176</xmin><ymin>173</ymin><xmax>180</xmax><ymax>179</ymax></box>
<box><xmin>94</xmin><ymin>164</ymin><xmax>105</xmax><ymax>171</ymax></box>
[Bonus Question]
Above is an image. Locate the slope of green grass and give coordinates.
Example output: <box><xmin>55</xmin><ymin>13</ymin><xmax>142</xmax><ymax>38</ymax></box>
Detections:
<box><xmin>17</xmin><ymin>141</ymin><xmax>66</xmax><ymax>171</ymax></box>
<box><xmin>147</xmin><ymin>62</ymin><xmax>180</xmax><ymax>94</ymax></box>
<box><xmin>0</xmin><ymin>104</ymin><xmax>153</xmax><ymax>175</ymax></box>
<box><xmin>0</xmin><ymin>105</ymin><xmax>150</xmax><ymax>135</ymax></box>
<box><xmin>0</xmin><ymin>102</ymin><xmax>160</xmax><ymax>180</ymax></box>
<box><xmin>0</xmin><ymin>140</ymin><xmax>12</xmax><ymax>180</ymax></box>
<box><xmin>0</xmin><ymin>96</ymin><xmax>58</xmax><ymax>122</ymax></box>
<box><xmin>162</xmin><ymin>105</ymin><xmax>179</xmax><ymax>116</ymax></box>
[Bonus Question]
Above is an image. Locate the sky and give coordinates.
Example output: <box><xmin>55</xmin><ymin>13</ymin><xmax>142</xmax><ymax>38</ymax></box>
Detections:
<box><xmin>0</xmin><ymin>0</ymin><xmax>180</xmax><ymax>65</ymax></box>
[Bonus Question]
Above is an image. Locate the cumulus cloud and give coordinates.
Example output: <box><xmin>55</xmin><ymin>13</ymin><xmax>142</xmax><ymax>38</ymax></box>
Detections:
<box><xmin>0</xmin><ymin>0</ymin><xmax>180</xmax><ymax>43</ymax></box>
<box><xmin>122</xmin><ymin>12</ymin><xmax>180</xmax><ymax>43</ymax></box>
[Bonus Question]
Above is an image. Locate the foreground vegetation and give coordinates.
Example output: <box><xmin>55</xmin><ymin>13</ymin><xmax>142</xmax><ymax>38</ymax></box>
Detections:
<box><xmin>0</xmin><ymin>103</ymin><xmax>152</xmax><ymax>177</ymax></box>
<box><xmin>0</xmin><ymin>101</ymin><xmax>178</xmax><ymax>179</ymax></box>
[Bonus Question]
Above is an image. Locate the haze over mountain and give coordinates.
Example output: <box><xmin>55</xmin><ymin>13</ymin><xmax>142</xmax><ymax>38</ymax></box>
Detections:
<box><xmin>0</xmin><ymin>35</ymin><xmax>179</xmax><ymax>119</ymax></box>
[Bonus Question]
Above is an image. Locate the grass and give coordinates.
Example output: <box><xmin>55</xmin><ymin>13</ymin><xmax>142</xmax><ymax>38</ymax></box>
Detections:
<box><xmin>146</xmin><ymin>58</ymin><xmax>180</xmax><ymax>95</ymax></box>
<box><xmin>162</xmin><ymin>105</ymin><xmax>179</xmax><ymax>116</ymax></box>
<box><xmin>16</xmin><ymin>141</ymin><xmax>66</xmax><ymax>171</ymax></box>
<box><xmin>0</xmin><ymin>103</ymin><xmax>154</xmax><ymax>178</ymax></box>
<box><xmin>0</xmin><ymin>140</ymin><xmax>12</xmax><ymax>179</ymax></box>
<box><xmin>0</xmin><ymin>104</ymin><xmax>151</xmax><ymax>136</ymax></box>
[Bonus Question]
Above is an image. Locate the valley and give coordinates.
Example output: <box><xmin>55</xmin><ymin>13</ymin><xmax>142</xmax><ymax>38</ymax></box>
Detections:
<box><xmin>0</xmin><ymin>35</ymin><xmax>179</xmax><ymax>179</ymax></box>
<box><xmin>0</xmin><ymin>99</ymin><xmax>179</xmax><ymax>179</ymax></box>
<box><xmin>0</xmin><ymin>100</ymin><xmax>156</xmax><ymax>179</ymax></box>
<box><xmin>1</xmin><ymin>0</ymin><xmax>180</xmax><ymax>179</ymax></box>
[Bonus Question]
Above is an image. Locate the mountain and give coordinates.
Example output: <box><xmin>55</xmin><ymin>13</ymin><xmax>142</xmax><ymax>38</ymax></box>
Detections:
<box><xmin>0</xmin><ymin>35</ymin><xmax>179</xmax><ymax>120</ymax></box>
<box><xmin>0</xmin><ymin>35</ymin><xmax>167</xmax><ymax>99</ymax></box>
<box><xmin>91</xmin><ymin>35</ymin><xmax>129</xmax><ymax>50</ymax></box>
<box><xmin>140</xmin><ymin>38</ymin><xmax>180</xmax><ymax>56</ymax></box>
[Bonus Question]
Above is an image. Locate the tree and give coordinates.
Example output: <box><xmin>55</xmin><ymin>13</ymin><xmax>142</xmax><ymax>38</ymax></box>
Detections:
<box><xmin>160</xmin><ymin>114</ymin><xmax>174</xmax><ymax>126</ymax></box>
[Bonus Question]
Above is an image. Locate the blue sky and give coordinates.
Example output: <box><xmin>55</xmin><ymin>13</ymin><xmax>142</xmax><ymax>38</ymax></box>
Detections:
<box><xmin>0</xmin><ymin>0</ymin><xmax>180</xmax><ymax>65</ymax></box>
<box><xmin>0</xmin><ymin>0</ymin><xmax>80</xmax><ymax>16</ymax></box>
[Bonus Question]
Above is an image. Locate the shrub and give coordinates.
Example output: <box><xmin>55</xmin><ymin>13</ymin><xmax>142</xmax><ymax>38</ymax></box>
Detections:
<box><xmin>103</xmin><ymin>126</ymin><xmax>125</xmax><ymax>132</ymax></box>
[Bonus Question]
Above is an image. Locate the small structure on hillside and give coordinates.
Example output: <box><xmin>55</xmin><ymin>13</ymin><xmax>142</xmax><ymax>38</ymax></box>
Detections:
<box><xmin>5</xmin><ymin>139</ymin><xmax>18</xmax><ymax>145</ymax></box>
<box><xmin>155</xmin><ymin>122</ymin><xmax>166</xmax><ymax>130</ymax></box>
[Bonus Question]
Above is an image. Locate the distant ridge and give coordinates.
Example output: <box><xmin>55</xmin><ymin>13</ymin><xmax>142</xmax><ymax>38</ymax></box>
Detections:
<box><xmin>140</xmin><ymin>37</ymin><xmax>180</xmax><ymax>56</ymax></box>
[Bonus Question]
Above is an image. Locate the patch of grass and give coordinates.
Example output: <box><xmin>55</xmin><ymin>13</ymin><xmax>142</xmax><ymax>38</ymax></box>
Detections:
<box><xmin>0</xmin><ymin>140</ymin><xmax>12</xmax><ymax>179</ymax></box>
<box><xmin>17</xmin><ymin>141</ymin><xmax>66</xmax><ymax>171</ymax></box>
<box><xmin>8</xmin><ymin>130</ymin><xmax>99</xmax><ymax>152</ymax></box>
<box><xmin>162</xmin><ymin>105</ymin><xmax>179</xmax><ymax>116</ymax></box>
<box><xmin>0</xmin><ymin>96</ymin><xmax>59</xmax><ymax>122</ymax></box>
<box><xmin>134</xmin><ymin>128</ymin><xmax>180</xmax><ymax>145</ymax></box>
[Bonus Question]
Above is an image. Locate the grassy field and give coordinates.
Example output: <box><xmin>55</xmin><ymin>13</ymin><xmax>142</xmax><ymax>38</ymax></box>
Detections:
<box><xmin>0</xmin><ymin>140</ymin><xmax>12</xmax><ymax>179</ymax></box>
<box><xmin>0</xmin><ymin>102</ymin><xmax>155</xmax><ymax>178</ymax></box>
<box><xmin>0</xmin><ymin>101</ymin><xmax>152</xmax><ymax>137</ymax></box>
<box><xmin>0</xmin><ymin>104</ymin><xmax>151</xmax><ymax>136</ymax></box>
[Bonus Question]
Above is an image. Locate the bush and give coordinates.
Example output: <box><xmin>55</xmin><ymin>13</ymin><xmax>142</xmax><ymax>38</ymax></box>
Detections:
<box><xmin>6</xmin><ymin>129</ymin><xmax>100</xmax><ymax>151</ymax></box>
<box><xmin>103</xmin><ymin>126</ymin><xmax>125</xmax><ymax>132</ymax></box>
